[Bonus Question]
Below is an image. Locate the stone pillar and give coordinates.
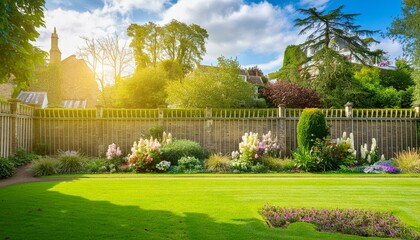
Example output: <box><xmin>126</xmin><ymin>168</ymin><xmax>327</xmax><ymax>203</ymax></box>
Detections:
<box><xmin>9</xmin><ymin>99</ymin><xmax>20</xmax><ymax>155</ymax></box>
<box><xmin>96</xmin><ymin>105</ymin><xmax>104</xmax><ymax>157</ymax></box>
<box><xmin>278</xmin><ymin>104</ymin><xmax>286</xmax><ymax>118</ymax></box>
<box><xmin>345</xmin><ymin>102</ymin><xmax>353</xmax><ymax>118</ymax></box>
<box><xmin>205</xmin><ymin>108</ymin><xmax>214</xmax><ymax>152</ymax></box>
<box><xmin>415</xmin><ymin>104</ymin><xmax>420</xmax><ymax>118</ymax></box>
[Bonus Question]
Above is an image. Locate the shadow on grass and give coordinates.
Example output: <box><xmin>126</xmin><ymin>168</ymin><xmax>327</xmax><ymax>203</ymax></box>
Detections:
<box><xmin>0</xmin><ymin>180</ymin><xmax>388</xmax><ymax>240</ymax></box>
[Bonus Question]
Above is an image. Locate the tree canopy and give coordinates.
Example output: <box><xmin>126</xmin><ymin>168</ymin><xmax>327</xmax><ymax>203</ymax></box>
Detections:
<box><xmin>165</xmin><ymin>57</ymin><xmax>256</xmax><ymax>108</ymax></box>
<box><xmin>127</xmin><ymin>20</ymin><xmax>208</xmax><ymax>73</ymax></box>
<box><xmin>0</xmin><ymin>0</ymin><xmax>47</xmax><ymax>95</ymax></box>
<box><xmin>295</xmin><ymin>5</ymin><xmax>378</xmax><ymax>64</ymax></box>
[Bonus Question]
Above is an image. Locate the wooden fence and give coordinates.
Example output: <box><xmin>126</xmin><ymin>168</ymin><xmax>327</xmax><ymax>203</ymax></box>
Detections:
<box><xmin>1</xmin><ymin>100</ymin><xmax>419</xmax><ymax>159</ymax></box>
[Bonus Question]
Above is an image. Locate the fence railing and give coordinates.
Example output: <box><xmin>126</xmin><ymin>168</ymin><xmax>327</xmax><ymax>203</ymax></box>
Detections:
<box><xmin>1</xmin><ymin>100</ymin><xmax>419</xmax><ymax>159</ymax></box>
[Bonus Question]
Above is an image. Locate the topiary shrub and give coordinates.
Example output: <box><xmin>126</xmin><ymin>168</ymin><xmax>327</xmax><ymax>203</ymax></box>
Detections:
<box><xmin>30</xmin><ymin>158</ymin><xmax>59</xmax><ymax>177</ymax></box>
<box><xmin>160</xmin><ymin>140</ymin><xmax>205</xmax><ymax>165</ymax></box>
<box><xmin>0</xmin><ymin>157</ymin><xmax>15</xmax><ymax>179</ymax></box>
<box><xmin>297</xmin><ymin>108</ymin><xmax>328</xmax><ymax>150</ymax></box>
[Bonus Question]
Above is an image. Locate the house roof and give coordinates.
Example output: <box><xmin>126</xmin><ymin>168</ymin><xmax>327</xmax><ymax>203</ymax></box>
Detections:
<box><xmin>17</xmin><ymin>91</ymin><xmax>48</xmax><ymax>108</ymax></box>
<box><xmin>63</xmin><ymin>99</ymin><xmax>87</xmax><ymax>108</ymax></box>
<box><xmin>247</xmin><ymin>75</ymin><xmax>264</xmax><ymax>85</ymax></box>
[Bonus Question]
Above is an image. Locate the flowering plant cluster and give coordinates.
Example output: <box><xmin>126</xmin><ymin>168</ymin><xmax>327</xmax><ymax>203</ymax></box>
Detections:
<box><xmin>261</xmin><ymin>131</ymin><xmax>281</xmax><ymax>157</ymax></box>
<box><xmin>331</xmin><ymin>132</ymin><xmax>356</xmax><ymax>167</ymax></box>
<box><xmin>261</xmin><ymin>205</ymin><xmax>419</xmax><ymax>239</ymax></box>
<box><xmin>231</xmin><ymin>131</ymin><xmax>281</xmax><ymax>171</ymax></box>
<box><xmin>156</xmin><ymin>160</ymin><xmax>171</xmax><ymax>172</ymax></box>
<box><xmin>106</xmin><ymin>143</ymin><xmax>122</xmax><ymax>160</ymax></box>
<box><xmin>360</xmin><ymin>138</ymin><xmax>379</xmax><ymax>165</ymax></box>
<box><xmin>128</xmin><ymin>137</ymin><xmax>162</xmax><ymax>172</ymax></box>
<box><xmin>364</xmin><ymin>162</ymin><xmax>400</xmax><ymax>174</ymax></box>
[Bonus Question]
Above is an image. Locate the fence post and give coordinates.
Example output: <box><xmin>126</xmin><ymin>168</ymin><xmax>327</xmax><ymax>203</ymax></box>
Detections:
<box><xmin>205</xmin><ymin>108</ymin><xmax>214</xmax><ymax>152</ymax></box>
<box><xmin>96</xmin><ymin>105</ymin><xmax>104</xmax><ymax>157</ymax></box>
<box><xmin>9</xmin><ymin>99</ymin><xmax>20</xmax><ymax>155</ymax></box>
<box><xmin>415</xmin><ymin>104</ymin><xmax>420</xmax><ymax>117</ymax></box>
<box><xmin>345</xmin><ymin>102</ymin><xmax>353</xmax><ymax>118</ymax></box>
<box><xmin>278</xmin><ymin>104</ymin><xmax>287</xmax><ymax>156</ymax></box>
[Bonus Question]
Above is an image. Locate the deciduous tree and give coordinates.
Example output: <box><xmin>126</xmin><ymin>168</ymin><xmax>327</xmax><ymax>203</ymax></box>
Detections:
<box><xmin>0</xmin><ymin>0</ymin><xmax>47</xmax><ymax>95</ymax></box>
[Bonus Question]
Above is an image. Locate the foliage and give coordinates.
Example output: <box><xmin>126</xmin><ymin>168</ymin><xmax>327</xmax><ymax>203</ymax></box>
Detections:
<box><xmin>295</xmin><ymin>5</ymin><xmax>378</xmax><ymax>64</ymax></box>
<box><xmin>292</xmin><ymin>147</ymin><xmax>313</xmax><ymax>172</ymax></box>
<box><xmin>400</xmin><ymin>86</ymin><xmax>414</xmax><ymax>108</ymax></box>
<box><xmin>395</xmin><ymin>148</ymin><xmax>420</xmax><ymax>173</ymax></box>
<box><xmin>160</xmin><ymin>139</ymin><xmax>204</xmax><ymax>165</ymax></box>
<box><xmin>379</xmin><ymin>66</ymin><xmax>413</xmax><ymax>91</ymax></box>
<box><xmin>250</xmin><ymin>163</ymin><xmax>268</xmax><ymax>173</ymax></box>
<box><xmin>127</xmin><ymin>20</ymin><xmax>208</xmax><ymax>73</ymax></box>
<box><xmin>84</xmin><ymin>159</ymin><xmax>109</xmax><ymax>173</ymax></box>
<box><xmin>115</xmin><ymin>67</ymin><xmax>168</xmax><ymax>108</ymax></box>
<box><xmin>204</xmin><ymin>154</ymin><xmax>231</xmax><ymax>173</ymax></box>
<box><xmin>283</xmin><ymin>45</ymin><xmax>308</xmax><ymax>67</ymax></box>
<box><xmin>0</xmin><ymin>157</ymin><xmax>15</xmax><ymax>179</ymax></box>
<box><xmin>8</xmin><ymin>147</ymin><xmax>38</xmax><ymax>167</ymax></box>
<box><xmin>261</xmin><ymin>205</ymin><xmax>419</xmax><ymax>239</ymax></box>
<box><xmin>57</xmin><ymin>152</ymin><xmax>85</xmax><ymax>174</ymax></box>
<box><xmin>0</xmin><ymin>0</ymin><xmax>47</xmax><ymax>95</ymax></box>
<box><xmin>297</xmin><ymin>108</ymin><xmax>328</xmax><ymax>150</ymax></box>
<box><xmin>127</xmin><ymin>137</ymin><xmax>162</xmax><ymax>172</ymax></box>
<box><xmin>105</xmin><ymin>143</ymin><xmax>126</xmax><ymax>170</ymax></box>
<box><xmin>149</xmin><ymin>126</ymin><xmax>164</xmax><ymax>140</ymax></box>
<box><xmin>174</xmin><ymin>156</ymin><xmax>203</xmax><ymax>173</ymax></box>
<box><xmin>165</xmin><ymin>56</ymin><xmax>256</xmax><ymax>108</ymax></box>
<box><xmin>387</xmin><ymin>0</ymin><xmax>419</xmax><ymax>58</ymax></box>
<box><xmin>261</xmin><ymin>157</ymin><xmax>295</xmax><ymax>172</ymax></box>
<box><xmin>30</xmin><ymin>157</ymin><xmax>59</xmax><ymax>177</ymax></box>
<box><xmin>311</xmin><ymin>48</ymin><xmax>354</xmax><ymax>107</ymax></box>
<box><xmin>261</xmin><ymin>81</ymin><xmax>322</xmax><ymax>108</ymax></box>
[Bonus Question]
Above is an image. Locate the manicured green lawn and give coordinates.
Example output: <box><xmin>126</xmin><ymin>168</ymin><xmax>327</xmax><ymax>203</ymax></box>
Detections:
<box><xmin>0</xmin><ymin>175</ymin><xmax>419</xmax><ymax>240</ymax></box>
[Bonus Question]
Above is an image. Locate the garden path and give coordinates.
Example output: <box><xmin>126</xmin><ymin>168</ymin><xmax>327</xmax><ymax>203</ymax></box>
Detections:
<box><xmin>0</xmin><ymin>165</ymin><xmax>72</xmax><ymax>187</ymax></box>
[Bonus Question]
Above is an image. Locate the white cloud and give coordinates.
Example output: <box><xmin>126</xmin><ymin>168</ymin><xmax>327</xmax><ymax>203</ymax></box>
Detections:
<box><xmin>161</xmin><ymin>0</ymin><xmax>300</xmax><ymax>70</ymax></box>
<box><xmin>103</xmin><ymin>0</ymin><xmax>169</xmax><ymax>14</ymax></box>
<box><xmin>36</xmin><ymin>7</ymin><xmax>121</xmax><ymax>60</ymax></box>
<box><xmin>244</xmin><ymin>55</ymin><xmax>284</xmax><ymax>73</ymax></box>
<box><xmin>372</xmin><ymin>39</ymin><xmax>403</xmax><ymax>64</ymax></box>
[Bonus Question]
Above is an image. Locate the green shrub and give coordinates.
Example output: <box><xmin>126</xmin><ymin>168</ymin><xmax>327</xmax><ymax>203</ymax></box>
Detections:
<box><xmin>84</xmin><ymin>159</ymin><xmax>108</xmax><ymax>173</ymax></box>
<box><xmin>250</xmin><ymin>163</ymin><xmax>268</xmax><ymax>173</ymax></box>
<box><xmin>30</xmin><ymin>158</ymin><xmax>59</xmax><ymax>177</ymax></box>
<box><xmin>205</xmin><ymin>154</ymin><xmax>231</xmax><ymax>173</ymax></box>
<box><xmin>0</xmin><ymin>157</ymin><xmax>15</xmax><ymax>178</ymax></box>
<box><xmin>297</xmin><ymin>108</ymin><xmax>328</xmax><ymax>150</ymax></box>
<box><xmin>395</xmin><ymin>149</ymin><xmax>420</xmax><ymax>173</ymax></box>
<box><xmin>9</xmin><ymin>147</ymin><xmax>38</xmax><ymax>167</ymax></box>
<box><xmin>292</xmin><ymin>147</ymin><xmax>313</xmax><ymax>172</ymax></box>
<box><xmin>58</xmin><ymin>153</ymin><xmax>85</xmax><ymax>174</ymax></box>
<box><xmin>261</xmin><ymin>157</ymin><xmax>295</xmax><ymax>172</ymax></box>
<box><xmin>149</xmin><ymin>126</ymin><xmax>164</xmax><ymax>140</ymax></box>
<box><xmin>160</xmin><ymin>140</ymin><xmax>205</xmax><ymax>165</ymax></box>
<box><xmin>175</xmin><ymin>156</ymin><xmax>203</xmax><ymax>173</ymax></box>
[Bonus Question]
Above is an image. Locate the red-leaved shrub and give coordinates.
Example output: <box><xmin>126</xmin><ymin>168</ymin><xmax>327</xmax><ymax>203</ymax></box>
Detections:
<box><xmin>261</xmin><ymin>81</ymin><xmax>322</xmax><ymax>108</ymax></box>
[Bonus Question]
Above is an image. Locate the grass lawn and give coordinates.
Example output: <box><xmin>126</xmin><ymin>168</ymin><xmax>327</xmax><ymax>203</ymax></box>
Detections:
<box><xmin>0</xmin><ymin>175</ymin><xmax>419</xmax><ymax>240</ymax></box>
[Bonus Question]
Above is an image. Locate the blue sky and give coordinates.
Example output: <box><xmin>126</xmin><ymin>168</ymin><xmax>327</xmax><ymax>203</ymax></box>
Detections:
<box><xmin>36</xmin><ymin>0</ymin><xmax>404</xmax><ymax>76</ymax></box>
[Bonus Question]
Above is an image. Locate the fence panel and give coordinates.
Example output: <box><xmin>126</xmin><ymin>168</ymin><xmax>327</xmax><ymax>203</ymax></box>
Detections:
<box><xmin>0</xmin><ymin>102</ymin><xmax>12</xmax><ymax>157</ymax></box>
<box><xmin>1</xmin><ymin>106</ymin><xmax>415</xmax><ymax>160</ymax></box>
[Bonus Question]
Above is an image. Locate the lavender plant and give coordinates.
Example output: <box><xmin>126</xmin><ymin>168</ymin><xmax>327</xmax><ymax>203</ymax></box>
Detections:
<box><xmin>261</xmin><ymin>205</ymin><xmax>419</xmax><ymax>239</ymax></box>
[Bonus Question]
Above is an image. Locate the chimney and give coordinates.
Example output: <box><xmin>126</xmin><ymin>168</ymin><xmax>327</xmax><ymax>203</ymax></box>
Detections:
<box><xmin>49</xmin><ymin>27</ymin><xmax>61</xmax><ymax>64</ymax></box>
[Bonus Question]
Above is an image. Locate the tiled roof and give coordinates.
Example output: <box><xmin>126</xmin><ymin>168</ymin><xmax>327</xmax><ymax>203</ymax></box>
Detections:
<box><xmin>17</xmin><ymin>91</ymin><xmax>48</xmax><ymax>108</ymax></box>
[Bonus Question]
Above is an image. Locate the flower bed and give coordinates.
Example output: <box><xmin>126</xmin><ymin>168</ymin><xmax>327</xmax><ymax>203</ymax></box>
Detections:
<box><xmin>261</xmin><ymin>205</ymin><xmax>419</xmax><ymax>239</ymax></box>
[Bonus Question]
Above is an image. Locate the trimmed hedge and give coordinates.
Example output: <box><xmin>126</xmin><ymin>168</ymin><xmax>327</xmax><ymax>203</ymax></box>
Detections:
<box><xmin>297</xmin><ymin>108</ymin><xmax>328</xmax><ymax>150</ymax></box>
